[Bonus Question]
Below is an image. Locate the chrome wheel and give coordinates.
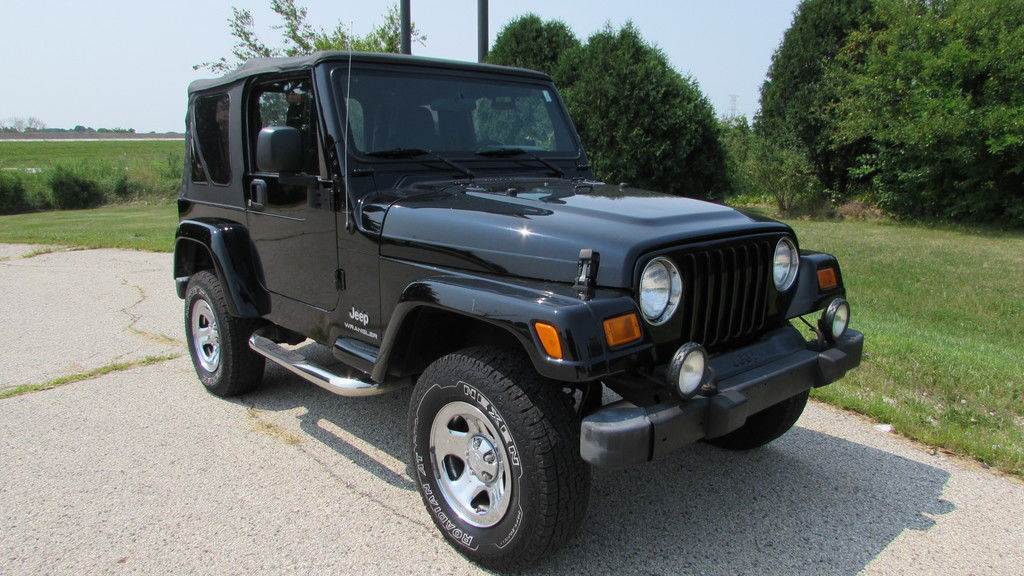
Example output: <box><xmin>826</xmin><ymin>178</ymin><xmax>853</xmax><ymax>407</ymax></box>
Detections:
<box><xmin>190</xmin><ymin>298</ymin><xmax>221</xmax><ymax>373</ymax></box>
<box><xmin>429</xmin><ymin>401</ymin><xmax>512</xmax><ymax>528</ymax></box>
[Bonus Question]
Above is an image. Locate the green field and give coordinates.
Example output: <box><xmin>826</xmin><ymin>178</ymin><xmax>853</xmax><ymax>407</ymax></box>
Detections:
<box><xmin>0</xmin><ymin>198</ymin><xmax>1021</xmax><ymax>477</ymax></box>
<box><xmin>0</xmin><ymin>140</ymin><xmax>183</xmax><ymax>169</ymax></box>
<box><xmin>0</xmin><ymin>140</ymin><xmax>184</xmax><ymax>210</ymax></box>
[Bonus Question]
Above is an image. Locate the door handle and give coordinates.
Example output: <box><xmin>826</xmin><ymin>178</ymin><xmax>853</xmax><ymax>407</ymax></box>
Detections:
<box><xmin>249</xmin><ymin>179</ymin><xmax>267</xmax><ymax>210</ymax></box>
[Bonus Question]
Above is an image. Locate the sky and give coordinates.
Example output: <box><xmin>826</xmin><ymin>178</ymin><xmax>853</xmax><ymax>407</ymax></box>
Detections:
<box><xmin>0</xmin><ymin>0</ymin><xmax>800</xmax><ymax>133</ymax></box>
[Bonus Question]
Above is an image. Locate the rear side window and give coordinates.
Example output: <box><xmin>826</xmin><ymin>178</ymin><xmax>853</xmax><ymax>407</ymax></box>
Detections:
<box><xmin>250</xmin><ymin>78</ymin><xmax>318</xmax><ymax>174</ymax></box>
<box><xmin>191</xmin><ymin>93</ymin><xmax>232</xmax><ymax>185</ymax></box>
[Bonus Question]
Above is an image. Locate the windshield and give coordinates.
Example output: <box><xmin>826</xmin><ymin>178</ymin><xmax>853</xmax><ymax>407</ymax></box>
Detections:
<box><xmin>332</xmin><ymin>68</ymin><xmax>579</xmax><ymax>156</ymax></box>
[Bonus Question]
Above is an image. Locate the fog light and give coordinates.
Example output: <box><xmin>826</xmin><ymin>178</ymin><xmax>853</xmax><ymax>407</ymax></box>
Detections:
<box><xmin>668</xmin><ymin>343</ymin><xmax>707</xmax><ymax>399</ymax></box>
<box><xmin>819</xmin><ymin>298</ymin><xmax>850</xmax><ymax>341</ymax></box>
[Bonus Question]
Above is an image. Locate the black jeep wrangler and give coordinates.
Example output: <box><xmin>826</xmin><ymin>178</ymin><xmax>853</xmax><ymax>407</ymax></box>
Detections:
<box><xmin>175</xmin><ymin>52</ymin><xmax>862</xmax><ymax>568</ymax></box>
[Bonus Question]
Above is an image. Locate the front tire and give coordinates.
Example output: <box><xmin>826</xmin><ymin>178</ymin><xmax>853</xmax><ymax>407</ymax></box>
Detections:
<box><xmin>184</xmin><ymin>270</ymin><xmax>265</xmax><ymax>397</ymax></box>
<box><xmin>706</xmin><ymin>390</ymin><xmax>809</xmax><ymax>450</ymax></box>
<box><xmin>409</xmin><ymin>346</ymin><xmax>589</xmax><ymax>569</ymax></box>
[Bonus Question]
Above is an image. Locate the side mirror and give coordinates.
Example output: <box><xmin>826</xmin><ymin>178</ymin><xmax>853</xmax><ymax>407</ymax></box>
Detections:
<box><xmin>256</xmin><ymin>126</ymin><xmax>303</xmax><ymax>173</ymax></box>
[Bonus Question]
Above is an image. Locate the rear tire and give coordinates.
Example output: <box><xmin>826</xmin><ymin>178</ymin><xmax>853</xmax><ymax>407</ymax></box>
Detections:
<box><xmin>706</xmin><ymin>390</ymin><xmax>809</xmax><ymax>450</ymax></box>
<box><xmin>184</xmin><ymin>271</ymin><xmax>265</xmax><ymax>397</ymax></box>
<box><xmin>409</xmin><ymin>346</ymin><xmax>589</xmax><ymax>569</ymax></box>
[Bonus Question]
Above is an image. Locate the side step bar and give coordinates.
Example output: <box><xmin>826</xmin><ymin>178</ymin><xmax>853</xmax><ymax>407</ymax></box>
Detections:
<box><xmin>248</xmin><ymin>334</ymin><xmax>392</xmax><ymax>397</ymax></box>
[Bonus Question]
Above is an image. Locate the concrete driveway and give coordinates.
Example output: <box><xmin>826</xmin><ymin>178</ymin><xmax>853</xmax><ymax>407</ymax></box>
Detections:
<box><xmin>0</xmin><ymin>245</ymin><xmax>1021</xmax><ymax>575</ymax></box>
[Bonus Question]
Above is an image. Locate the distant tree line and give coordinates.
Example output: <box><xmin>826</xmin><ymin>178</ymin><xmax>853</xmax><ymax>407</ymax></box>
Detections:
<box><xmin>1</xmin><ymin>117</ymin><xmax>136</xmax><ymax>134</ymax></box>
<box><xmin>0</xmin><ymin>117</ymin><xmax>46</xmax><ymax>132</ymax></box>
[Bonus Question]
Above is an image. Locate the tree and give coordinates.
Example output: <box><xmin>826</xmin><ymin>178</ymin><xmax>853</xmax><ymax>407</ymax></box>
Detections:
<box><xmin>197</xmin><ymin>0</ymin><xmax>425</xmax><ymax>73</ymax></box>
<box><xmin>719</xmin><ymin>116</ymin><xmax>756</xmax><ymax>198</ymax></box>
<box><xmin>0</xmin><ymin>117</ymin><xmax>46</xmax><ymax>132</ymax></box>
<box><xmin>755</xmin><ymin>0</ymin><xmax>873</xmax><ymax>196</ymax></box>
<box><xmin>24</xmin><ymin>117</ymin><xmax>46</xmax><ymax>131</ymax></box>
<box><xmin>486</xmin><ymin>15</ymin><xmax>579</xmax><ymax>76</ymax></box>
<box><xmin>720</xmin><ymin>116</ymin><xmax>828</xmax><ymax>215</ymax></box>
<box><xmin>829</xmin><ymin>0</ymin><xmax>1024</xmax><ymax>225</ymax></box>
<box><xmin>557</xmin><ymin>23</ymin><xmax>728</xmax><ymax>199</ymax></box>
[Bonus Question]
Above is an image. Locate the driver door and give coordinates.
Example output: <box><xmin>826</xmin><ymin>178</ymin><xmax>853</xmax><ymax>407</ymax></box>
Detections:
<box><xmin>245</xmin><ymin>75</ymin><xmax>339</xmax><ymax>310</ymax></box>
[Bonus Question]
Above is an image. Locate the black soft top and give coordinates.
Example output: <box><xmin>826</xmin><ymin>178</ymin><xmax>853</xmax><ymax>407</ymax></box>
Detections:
<box><xmin>188</xmin><ymin>51</ymin><xmax>551</xmax><ymax>93</ymax></box>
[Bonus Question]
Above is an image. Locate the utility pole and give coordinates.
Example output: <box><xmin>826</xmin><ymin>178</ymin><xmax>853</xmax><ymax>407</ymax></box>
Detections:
<box><xmin>400</xmin><ymin>0</ymin><xmax>411</xmax><ymax>55</ymax></box>
<box><xmin>478</xmin><ymin>0</ymin><xmax>488</xmax><ymax>62</ymax></box>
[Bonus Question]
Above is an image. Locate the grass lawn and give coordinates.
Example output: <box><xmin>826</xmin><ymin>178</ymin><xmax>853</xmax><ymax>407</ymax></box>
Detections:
<box><xmin>0</xmin><ymin>140</ymin><xmax>182</xmax><ymax>169</ymax></box>
<box><xmin>0</xmin><ymin>200</ymin><xmax>176</xmax><ymax>252</ymax></box>
<box><xmin>788</xmin><ymin>217</ymin><xmax>1024</xmax><ymax>477</ymax></box>
<box><xmin>0</xmin><ymin>201</ymin><xmax>1021</xmax><ymax>477</ymax></box>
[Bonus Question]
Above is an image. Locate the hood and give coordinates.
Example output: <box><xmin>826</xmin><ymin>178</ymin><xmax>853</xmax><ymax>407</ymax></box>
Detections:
<box><xmin>376</xmin><ymin>178</ymin><xmax>791</xmax><ymax>288</ymax></box>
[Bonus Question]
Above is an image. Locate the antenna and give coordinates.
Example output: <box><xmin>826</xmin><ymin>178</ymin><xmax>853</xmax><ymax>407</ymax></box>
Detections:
<box><xmin>342</xmin><ymin>27</ymin><xmax>354</xmax><ymax>231</ymax></box>
<box><xmin>728</xmin><ymin>94</ymin><xmax>739</xmax><ymax>119</ymax></box>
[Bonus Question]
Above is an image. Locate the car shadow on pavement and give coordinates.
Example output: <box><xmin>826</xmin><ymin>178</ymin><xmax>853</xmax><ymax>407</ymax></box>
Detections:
<box><xmin>533</xmin><ymin>428</ymin><xmax>954</xmax><ymax>576</ymax></box>
<box><xmin>240</xmin><ymin>344</ymin><xmax>417</xmax><ymax>491</ymax></box>
<box><xmin>242</xmin><ymin>344</ymin><xmax>954</xmax><ymax>576</ymax></box>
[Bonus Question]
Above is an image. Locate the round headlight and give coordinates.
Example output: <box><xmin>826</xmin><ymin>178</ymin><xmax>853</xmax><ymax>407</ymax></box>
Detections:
<box><xmin>773</xmin><ymin>237</ymin><xmax>800</xmax><ymax>291</ymax></box>
<box><xmin>820</xmin><ymin>298</ymin><xmax>851</xmax><ymax>341</ymax></box>
<box><xmin>668</xmin><ymin>343</ymin><xmax>707</xmax><ymax>399</ymax></box>
<box><xmin>639</xmin><ymin>257</ymin><xmax>682</xmax><ymax>325</ymax></box>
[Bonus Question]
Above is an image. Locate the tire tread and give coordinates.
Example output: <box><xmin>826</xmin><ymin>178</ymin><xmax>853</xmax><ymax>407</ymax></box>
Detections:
<box><xmin>185</xmin><ymin>271</ymin><xmax>265</xmax><ymax>397</ymax></box>
<box><xmin>410</xmin><ymin>345</ymin><xmax>589</xmax><ymax>569</ymax></box>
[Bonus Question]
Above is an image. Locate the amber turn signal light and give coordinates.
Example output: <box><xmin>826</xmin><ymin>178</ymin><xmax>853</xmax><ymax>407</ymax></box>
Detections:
<box><xmin>603</xmin><ymin>313</ymin><xmax>642</xmax><ymax>347</ymax></box>
<box><xmin>817</xmin><ymin>267</ymin><xmax>838</xmax><ymax>290</ymax></box>
<box><xmin>534</xmin><ymin>322</ymin><xmax>563</xmax><ymax>360</ymax></box>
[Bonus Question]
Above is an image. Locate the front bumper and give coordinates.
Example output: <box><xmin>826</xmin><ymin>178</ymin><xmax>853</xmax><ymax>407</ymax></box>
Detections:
<box><xmin>580</xmin><ymin>326</ymin><xmax>864</xmax><ymax>466</ymax></box>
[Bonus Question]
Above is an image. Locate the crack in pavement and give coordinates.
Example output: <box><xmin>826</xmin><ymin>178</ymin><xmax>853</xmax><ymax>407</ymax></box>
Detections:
<box><xmin>118</xmin><ymin>276</ymin><xmax>181</xmax><ymax>346</ymax></box>
<box><xmin>0</xmin><ymin>353</ymin><xmax>182</xmax><ymax>400</ymax></box>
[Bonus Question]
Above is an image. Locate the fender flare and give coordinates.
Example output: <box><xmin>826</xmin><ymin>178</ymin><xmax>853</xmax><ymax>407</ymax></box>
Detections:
<box><xmin>371</xmin><ymin>275</ymin><xmax>646</xmax><ymax>383</ymax></box>
<box><xmin>173</xmin><ymin>219</ymin><xmax>269</xmax><ymax>318</ymax></box>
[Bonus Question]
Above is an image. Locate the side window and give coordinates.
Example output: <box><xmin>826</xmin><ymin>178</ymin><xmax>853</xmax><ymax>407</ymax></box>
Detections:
<box><xmin>191</xmin><ymin>94</ymin><xmax>232</xmax><ymax>185</ymax></box>
<box><xmin>250</xmin><ymin>78</ymin><xmax>318</xmax><ymax>174</ymax></box>
<box><xmin>344</xmin><ymin>97</ymin><xmax>365</xmax><ymax>151</ymax></box>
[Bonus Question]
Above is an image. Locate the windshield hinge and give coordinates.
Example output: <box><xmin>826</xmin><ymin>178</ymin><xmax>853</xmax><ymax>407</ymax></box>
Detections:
<box><xmin>574</xmin><ymin>249</ymin><xmax>600</xmax><ymax>301</ymax></box>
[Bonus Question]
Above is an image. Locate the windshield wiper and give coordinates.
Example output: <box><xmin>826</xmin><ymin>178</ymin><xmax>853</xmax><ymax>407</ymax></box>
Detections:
<box><xmin>365</xmin><ymin>147</ymin><xmax>474</xmax><ymax>178</ymax></box>
<box><xmin>475</xmin><ymin>147</ymin><xmax>565</xmax><ymax>178</ymax></box>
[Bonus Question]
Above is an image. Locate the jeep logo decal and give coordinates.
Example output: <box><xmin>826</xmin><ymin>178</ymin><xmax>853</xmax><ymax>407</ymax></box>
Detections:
<box><xmin>349</xmin><ymin>306</ymin><xmax>369</xmax><ymax>326</ymax></box>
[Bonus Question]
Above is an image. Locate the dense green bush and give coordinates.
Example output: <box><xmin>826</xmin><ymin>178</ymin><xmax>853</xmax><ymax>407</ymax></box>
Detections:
<box><xmin>756</xmin><ymin>0</ymin><xmax>873</xmax><ymax>197</ymax></box>
<box><xmin>486</xmin><ymin>17</ymin><xmax>729</xmax><ymax>199</ymax></box>
<box><xmin>720</xmin><ymin>116</ymin><xmax>830</xmax><ymax>215</ymax></box>
<box><xmin>719</xmin><ymin>117</ymin><xmax>758</xmax><ymax>200</ymax></box>
<box><xmin>828</xmin><ymin>0</ymin><xmax>1024</xmax><ymax>225</ymax></box>
<box><xmin>0</xmin><ymin>172</ymin><xmax>31</xmax><ymax>214</ymax></box>
<box><xmin>749</xmin><ymin>139</ymin><xmax>829</xmax><ymax>216</ymax></box>
<box><xmin>556</xmin><ymin>23</ymin><xmax>728</xmax><ymax>199</ymax></box>
<box><xmin>486</xmin><ymin>15</ymin><xmax>580</xmax><ymax>76</ymax></box>
<box><xmin>47</xmin><ymin>165</ymin><xmax>106</xmax><ymax>209</ymax></box>
<box><xmin>158</xmin><ymin>151</ymin><xmax>184</xmax><ymax>183</ymax></box>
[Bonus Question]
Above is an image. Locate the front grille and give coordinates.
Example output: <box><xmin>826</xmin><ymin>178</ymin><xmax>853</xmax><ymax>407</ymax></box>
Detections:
<box><xmin>675</xmin><ymin>237</ymin><xmax>774</xmax><ymax>348</ymax></box>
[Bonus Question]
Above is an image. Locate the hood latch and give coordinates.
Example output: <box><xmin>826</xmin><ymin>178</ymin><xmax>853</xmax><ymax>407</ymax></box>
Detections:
<box><xmin>574</xmin><ymin>249</ymin><xmax>600</xmax><ymax>301</ymax></box>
